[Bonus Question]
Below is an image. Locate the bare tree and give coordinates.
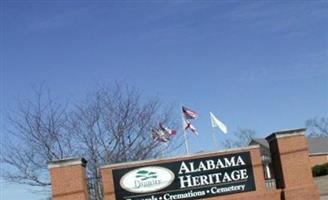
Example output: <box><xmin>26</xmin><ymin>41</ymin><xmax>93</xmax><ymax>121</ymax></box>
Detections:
<box><xmin>306</xmin><ymin>117</ymin><xmax>328</xmax><ymax>138</ymax></box>
<box><xmin>1</xmin><ymin>84</ymin><xmax>182</xmax><ymax>200</ymax></box>
<box><xmin>221</xmin><ymin>128</ymin><xmax>256</xmax><ymax>148</ymax></box>
<box><xmin>68</xmin><ymin>84</ymin><xmax>181</xmax><ymax>199</ymax></box>
<box><xmin>1</xmin><ymin>87</ymin><xmax>76</xmax><ymax>188</ymax></box>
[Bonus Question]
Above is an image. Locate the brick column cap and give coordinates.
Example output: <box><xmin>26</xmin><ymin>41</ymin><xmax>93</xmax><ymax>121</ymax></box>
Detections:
<box><xmin>266</xmin><ymin>128</ymin><xmax>306</xmax><ymax>142</ymax></box>
<box><xmin>48</xmin><ymin>157</ymin><xmax>87</xmax><ymax>169</ymax></box>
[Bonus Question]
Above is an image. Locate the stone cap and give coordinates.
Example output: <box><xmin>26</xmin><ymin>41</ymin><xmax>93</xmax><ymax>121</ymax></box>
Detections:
<box><xmin>266</xmin><ymin>128</ymin><xmax>306</xmax><ymax>142</ymax></box>
<box><xmin>48</xmin><ymin>157</ymin><xmax>87</xmax><ymax>169</ymax></box>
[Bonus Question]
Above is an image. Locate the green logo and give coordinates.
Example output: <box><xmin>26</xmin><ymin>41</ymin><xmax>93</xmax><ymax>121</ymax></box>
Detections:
<box><xmin>136</xmin><ymin>170</ymin><xmax>158</xmax><ymax>180</ymax></box>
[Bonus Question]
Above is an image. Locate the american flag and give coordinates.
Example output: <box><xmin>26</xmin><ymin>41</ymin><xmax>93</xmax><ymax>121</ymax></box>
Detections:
<box><xmin>182</xmin><ymin>106</ymin><xmax>198</xmax><ymax>119</ymax></box>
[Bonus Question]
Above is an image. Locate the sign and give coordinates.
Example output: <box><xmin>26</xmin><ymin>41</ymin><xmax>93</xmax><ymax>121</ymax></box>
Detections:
<box><xmin>112</xmin><ymin>152</ymin><xmax>256</xmax><ymax>200</ymax></box>
<box><xmin>120</xmin><ymin>166</ymin><xmax>175</xmax><ymax>193</ymax></box>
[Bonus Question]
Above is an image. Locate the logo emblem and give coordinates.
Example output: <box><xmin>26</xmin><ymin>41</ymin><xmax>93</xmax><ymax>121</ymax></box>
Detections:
<box><xmin>136</xmin><ymin>170</ymin><xmax>158</xmax><ymax>180</ymax></box>
<box><xmin>120</xmin><ymin>166</ymin><xmax>175</xmax><ymax>193</ymax></box>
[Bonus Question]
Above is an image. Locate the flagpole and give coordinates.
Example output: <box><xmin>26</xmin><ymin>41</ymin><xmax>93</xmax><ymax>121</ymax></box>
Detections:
<box><xmin>211</xmin><ymin>127</ymin><xmax>219</xmax><ymax>150</ymax></box>
<box><xmin>161</xmin><ymin>143</ymin><xmax>165</xmax><ymax>158</ymax></box>
<box><xmin>182</xmin><ymin>114</ymin><xmax>190</xmax><ymax>155</ymax></box>
<box><xmin>162</xmin><ymin>142</ymin><xmax>170</xmax><ymax>158</ymax></box>
<box><xmin>180</xmin><ymin>103</ymin><xmax>190</xmax><ymax>155</ymax></box>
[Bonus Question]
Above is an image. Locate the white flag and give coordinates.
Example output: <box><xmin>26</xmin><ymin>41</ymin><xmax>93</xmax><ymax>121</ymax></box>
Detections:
<box><xmin>210</xmin><ymin>112</ymin><xmax>227</xmax><ymax>134</ymax></box>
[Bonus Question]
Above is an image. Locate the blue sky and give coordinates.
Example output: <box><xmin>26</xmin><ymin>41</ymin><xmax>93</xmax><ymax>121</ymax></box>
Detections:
<box><xmin>1</xmin><ymin>1</ymin><xmax>327</xmax><ymax>199</ymax></box>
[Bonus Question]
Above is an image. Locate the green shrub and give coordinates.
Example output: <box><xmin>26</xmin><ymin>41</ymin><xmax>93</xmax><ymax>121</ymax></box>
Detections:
<box><xmin>312</xmin><ymin>163</ymin><xmax>328</xmax><ymax>177</ymax></box>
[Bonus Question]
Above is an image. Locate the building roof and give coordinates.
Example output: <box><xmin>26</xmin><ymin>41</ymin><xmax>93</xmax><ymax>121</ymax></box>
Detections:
<box><xmin>308</xmin><ymin>138</ymin><xmax>328</xmax><ymax>154</ymax></box>
<box><xmin>250</xmin><ymin>137</ymin><xmax>328</xmax><ymax>154</ymax></box>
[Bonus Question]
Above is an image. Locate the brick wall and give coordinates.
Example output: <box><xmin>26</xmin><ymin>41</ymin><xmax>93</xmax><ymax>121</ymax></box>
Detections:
<box><xmin>49</xmin><ymin>158</ymin><xmax>89</xmax><ymax>200</ymax></box>
<box><xmin>266</xmin><ymin>129</ymin><xmax>320</xmax><ymax>200</ymax></box>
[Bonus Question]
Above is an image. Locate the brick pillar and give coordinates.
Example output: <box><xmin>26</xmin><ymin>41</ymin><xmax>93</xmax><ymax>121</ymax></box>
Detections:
<box><xmin>266</xmin><ymin>128</ymin><xmax>320</xmax><ymax>200</ymax></box>
<box><xmin>49</xmin><ymin>158</ymin><xmax>89</xmax><ymax>200</ymax></box>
